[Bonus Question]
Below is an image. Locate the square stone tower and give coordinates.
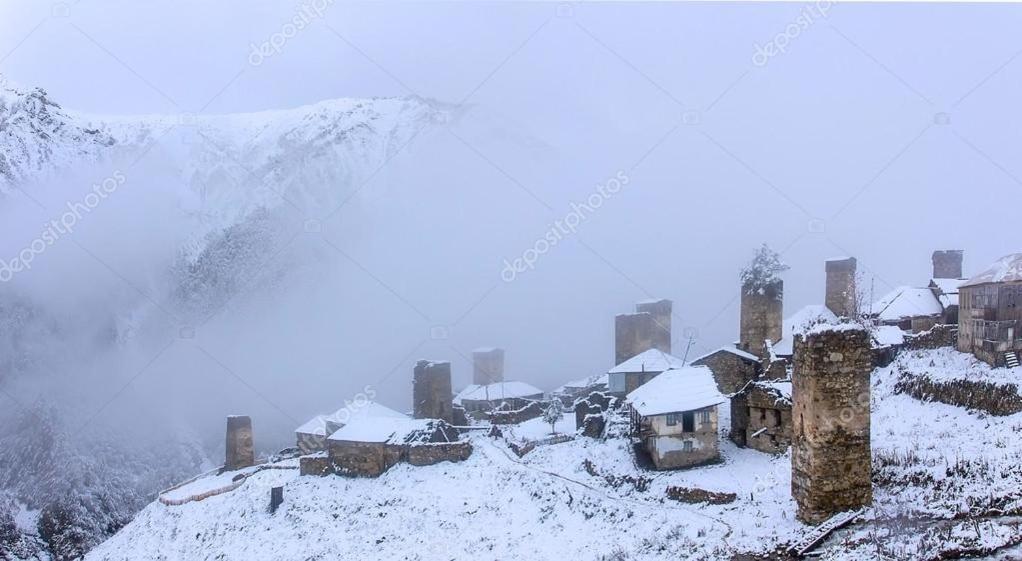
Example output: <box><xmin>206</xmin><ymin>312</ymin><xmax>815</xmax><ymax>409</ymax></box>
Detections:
<box><xmin>225</xmin><ymin>415</ymin><xmax>254</xmax><ymax>471</ymax></box>
<box><xmin>791</xmin><ymin>326</ymin><xmax>872</xmax><ymax>524</ymax></box>
<box><xmin>739</xmin><ymin>279</ymin><xmax>783</xmax><ymax>360</ymax></box>
<box><xmin>636</xmin><ymin>299</ymin><xmax>672</xmax><ymax>355</ymax></box>
<box><xmin>932</xmin><ymin>250</ymin><xmax>964</xmax><ymax>279</ymax></box>
<box><xmin>413</xmin><ymin>360</ymin><xmax>453</xmax><ymax>423</ymax></box>
<box><xmin>472</xmin><ymin>348</ymin><xmax>504</xmax><ymax>386</ymax></box>
<box><xmin>825</xmin><ymin>257</ymin><xmax>857</xmax><ymax>318</ymax></box>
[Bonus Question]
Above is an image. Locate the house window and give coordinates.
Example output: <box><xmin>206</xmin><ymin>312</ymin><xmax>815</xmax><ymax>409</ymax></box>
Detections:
<box><xmin>699</xmin><ymin>410</ymin><xmax>711</xmax><ymax>424</ymax></box>
<box><xmin>682</xmin><ymin>411</ymin><xmax>695</xmax><ymax>432</ymax></box>
<box><xmin>666</xmin><ymin>414</ymin><xmax>678</xmax><ymax>426</ymax></box>
<box><xmin>683</xmin><ymin>441</ymin><xmax>693</xmax><ymax>452</ymax></box>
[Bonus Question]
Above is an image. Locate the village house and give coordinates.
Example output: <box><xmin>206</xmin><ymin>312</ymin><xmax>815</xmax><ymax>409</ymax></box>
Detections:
<box><xmin>867</xmin><ymin>250</ymin><xmax>966</xmax><ymax>333</ymax></box>
<box><xmin>691</xmin><ymin>346</ymin><xmax>761</xmax><ymax>395</ymax></box>
<box><xmin>607</xmin><ymin>348</ymin><xmax>687</xmax><ymax>396</ymax></box>
<box><xmin>454</xmin><ymin>380</ymin><xmax>544</xmax><ymax>414</ymax></box>
<box><xmin>294</xmin><ymin>401</ymin><xmax>407</xmax><ymax>454</ymax></box>
<box><xmin>626</xmin><ymin>366</ymin><xmax>724</xmax><ymax>470</ymax></box>
<box><xmin>957</xmin><ymin>253</ymin><xmax>1022</xmax><ymax>368</ymax></box>
<box><xmin>326</xmin><ymin>417</ymin><xmax>469</xmax><ymax>477</ymax></box>
<box><xmin>729</xmin><ymin>380</ymin><xmax>792</xmax><ymax>453</ymax></box>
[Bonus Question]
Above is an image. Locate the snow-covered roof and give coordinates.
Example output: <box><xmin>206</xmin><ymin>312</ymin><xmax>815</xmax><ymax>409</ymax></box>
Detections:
<box><xmin>872</xmin><ymin>325</ymin><xmax>906</xmax><ymax>347</ymax></box>
<box><xmin>327</xmin><ymin>417</ymin><xmax>434</xmax><ymax>444</ymax></box>
<box><xmin>962</xmin><ymin>253</ymin><xmax>1022</xmax><ymax>288</ymax></box>
<box><xmin>296</xmin><ymin>401</ymin><xmax>407</xmax><ymax>436</ymax></box>
<box><xmin>771</xmin><ymin>305</ymin><xmax>839</xmax><ymax>356</ymax></box>
<box><xmin>626</xmin><ymin>366</ymin><xmax>723</xmax><ymax>416</ymax></box>
<box><xmin>453</xmin><ymin>381</ymin><xmax>544</xmax><ymax>405</ymax></box>
<box><xmin>553</xmin><ymin>373</ymin><xmax>608</xmax><ymax>394</ymax></box>
<box><xmin>608</xmin><ymin>348</ymin><xmax>686</xmax><ymax>374</ymax></box>
<box><xmin>871</xmin><ymin>286</ymin><xmax>942</xmax><ymax>321</ymax></box>
<box><xmin>738</xmin><ymin>379</ymin><xmax>792</xmax><ymax>404</ymax></box>
<box><xmin>691</xmin><ymin>345</ymin><xmax>760</xmax><ymax>364</ymax></box>
<box><xmin>930</xmin><ymin>278</ymin><xmax>964</xmax><ymax>308</ymax></box>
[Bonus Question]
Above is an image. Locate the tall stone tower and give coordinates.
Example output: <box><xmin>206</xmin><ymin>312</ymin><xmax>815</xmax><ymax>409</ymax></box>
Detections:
<box><xmin>413</xmin><ymin>360</ymin><xmax>453</xmax><ymax>423</ymax></box>
<box><xmin>791</xmin><ymin>326</ymin><xmax>872</xmax><ymax>524</ymax></box>
<box><xmin>932</xmin><ymin>250</ymin><xmax>964</xmax><ymax>279</ymax></box>
<box><xmin>825</xmin><ymin>257</ymin><xmax>857</xmax><ymax>318</ymax></box>
<box><xmin>471</xmin><ymin>348</ymin><xmax>504</xmax><ymax>386</ymax></box>
<box><xmin>636</xmin><ymin>299</ymin><xmax>672</xmax><ymax>355</ymax></box>
<box><xmin>739</xmin><ymin>279</ymin><xmax>783</xmax><ymax>360</ymax></box>
<box><xmin>225</xmin><ymin>415</ymin><xmax>254</xmax><ymax>471</ymax></box>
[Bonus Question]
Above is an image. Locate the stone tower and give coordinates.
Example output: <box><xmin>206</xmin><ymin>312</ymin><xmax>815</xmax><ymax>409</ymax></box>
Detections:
<box><xmin>636</xmin><ymin>299</ymin><xmax>672</xmax><ymax>355</ymax></box>
<box><xmin>824</xmin><ymin>257</ymin><xmax>857</xmax><ymax>318</ymax></box>
<box><xmin>471</xmin><ymin>348</ymin><xmax>504</xmax><ymax>386</ymax></box>
<box><xmin>791</xmin><ymin>326</ymin><xmax>872</xmax><ymax>524</ymax></box>
<box><xmin>739</xmin><ymin>279</ymin><xmax>783</xmax><ymax>360</ymax></box>
<box><xmin>413</xmin><ymin>360</ymin><xmax>453</xmax><ymax>423</ymax></box>
<box><xmin>615</xmin><ymin>312</ymin><xmax>656</xmax><ymax>365</ymax></box>
<box><xmin>225</xmin><ymin>415</ymin><xmax>254</xmax><ymax>471</ymax></box>
<box><xmin>932</xmin><ymin>250</ymin><xmax>964</xmax><ymax>279</ymax></box>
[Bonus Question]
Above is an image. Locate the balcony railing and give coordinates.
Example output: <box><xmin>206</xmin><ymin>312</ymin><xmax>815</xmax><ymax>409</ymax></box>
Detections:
<box><xmin>972</xmin><ymin>320</ymin><xmax>1020</xmax><ymax>343</ymax></box>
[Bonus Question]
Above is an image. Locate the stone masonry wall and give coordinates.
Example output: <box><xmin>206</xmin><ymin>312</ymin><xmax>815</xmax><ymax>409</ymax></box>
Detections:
<box><xmin>693</xmin><ymin>351</ymin><xmax>758</xmax><ymax>396</ymax></box>
<box><xmin>825</xmin><ymin>257</ymin><xmax>857</xmax><ymax>318</ymax></box>
<box><xmin>636</xmin><ymin>299</ymin><xmax>672</xmax><ymax>355</ymax></box>
<box><xmin>739</xmin><ymin>280</ymin><xmax>783</xmax><ymax>360</ymax></box>
<box><xmin>904</xmin><ymin>324</ymin><xmax>957</xmax><ymax>351</ymax></box>
<box><xmin>413</xmin><ymin>360</ymin><xmax>454</xmax><ymax>423</ymax></box>
<box><xmin>225</xmin><ymin>415</ymin><xmax>254</xmax><ymax>471</ymax></box>
<box><xmin>932</xmin><ymin>250</ymin><xmax>964</xmax><ymax>280</ymax></box>
<box><xmin>472</xmin><ymin>348</ymin><xmax>505</xmax><ymax>385</ymax></box>
<box><xmin>791</xmin><ymin>327</ymin><xmax>872</xmax><ymax>524</ymax></box>
<box><xmin>615</xmin><ymin>312</ymin><xmax>666</xmax><ymax>365</ymax></box>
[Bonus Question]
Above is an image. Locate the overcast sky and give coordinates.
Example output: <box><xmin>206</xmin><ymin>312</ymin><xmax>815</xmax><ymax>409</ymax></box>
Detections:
<box><xmin>3</xmin><ymin>1</ymin><xmax>1022</xmax><ymax>445</ymax></box>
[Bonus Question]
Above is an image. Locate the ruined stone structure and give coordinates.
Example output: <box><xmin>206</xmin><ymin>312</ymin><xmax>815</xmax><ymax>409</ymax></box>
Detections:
<box><xmin>472</xmin><ymin>347</ymin><xmax>505</xmax><ymax>385</ymax></box>
<box><xmin>739</xmin><ymin>279</ymin><xmax>783</xmax><ymax>360</ymax></box>
<box><xmin>791</xmin><ymin>326</ymin><xmax>872</xmax><ymax>524</ymax></box>
<box><xmin>636</xmin><ymin>299</ymin><xmax>672</xmax><ymax>355</ymax></box>
<box><xmin>730</xmin><ymin>381</ymin><xmax>792</xmax><ymax>454</ymax></box>
<box><xmin>413</xmin><ymin>360</ymin><xmax>453</xmax><ymax>423</ymax></box>
<box><xmin>825</xmin><ymin>257</ymin><xmax>857</xmax><ymax>318</ymax></box>
<box><xmin>327</xmin><ymin>418</ymin><xmax>467</xmax><ymax>478</ymax></box>
<box><xmin>225</xmin><ymin>415</ymin><xmax>255</xmax><ymax>471</ymax></box>
<box><xmin>932</xmin><ymin>250</ymin><xmax>964</xmax><ymax>280</ymax></box>
<box><xmin>692</xmin><ymin>347</ymin><xmax>761</xmax><ymax>396</ymax></box>
<box><xmin>615</xmin><ymin>299</ymin><xmax>672</xmax><ymax>365</ymax></box>
<box><xmin>574</xmin><ymin>391</ymin><xmax>612</xmax><ymax>438</ymax></box>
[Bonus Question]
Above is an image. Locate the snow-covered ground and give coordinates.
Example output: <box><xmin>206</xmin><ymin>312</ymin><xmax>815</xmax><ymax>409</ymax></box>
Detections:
<box><xmin>84</xmin><ymin>348</ymin><xmax>1022</xmax><ymax>560</ymax></box>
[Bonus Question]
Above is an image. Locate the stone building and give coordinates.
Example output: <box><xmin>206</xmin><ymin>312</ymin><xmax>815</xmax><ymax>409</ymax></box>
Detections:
<box><xmin>870</xmin><ymin>286</ymin><xmax>943</xmax><ymax>333</ymax></box>
<box><xmin>294</xmin><ymin>401</ymin><xmax>407</xmax><ymax>454</ymax></box>
<box><xmin>472</xmin><ymin>347</ymin><xmax>505</xmax><ymax>385</ymax></box>
<box><xmin>691</xmin><ymin>346</ymin><xmax>761</xmax><ymax>396</ymax></box>
<box><xmin>413</xmin><ymin>359</ymin><xmax>453</xmax><ymax>423</ymax></box>
<box><xmin>825</xmin><ymin>257</ymin><xmax>857</xmax><ymax>318</ymax></box>
<box><xmin>626</xmin><ymin>366</ymin><xmax>724</xmax><ymax>470</ymax></box>
<box><xmin>327</xmin><ymin>418</ymin><xmax>468</xmax><ymax>478</ymax></box>
<box><xmin>607</xmin><ymin>348</ymin><xmax>686</xmax><ymax>396</ymax></box>
<box><xmin>729</xmin><ymin>380</ymin><xmax>792</xmax><ymax>453</ymax></box>
<box><xmin>957</xmin><ymin>253</ymin><xmax>1022</xmax><ymax>368</ymax></box>
<box><xmin>225</xmin><ymin>415</ymin><xmax>254</xmax><ymax>471</ymax></box>
<box><xmin>791</xmin><ymin>325</ymin><xmax>872</xmax><ymax>524</ymax></box>
<box><xmin>615</xmin><ymin>299</ymin><xmax>672</xmax><ymax>365</ymax></box>
<box><xmin>739</xmin><ymin>279</ymin><xmax>783</xmax><ymax>360</ymax></box>
<box><xmin>454</xmin><ymin>380</ymin><xmax>544</xmax><ymax>414</ymax></box>
<box><xmin>932</xmin><ymin>249</ymin><xmax>964</xmax><ymax>280</ymax></box>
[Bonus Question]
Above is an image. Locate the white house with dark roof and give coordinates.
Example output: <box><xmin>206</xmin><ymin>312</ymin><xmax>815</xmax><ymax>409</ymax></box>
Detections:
<box><xmin>607</xmin><ymin>348</ymin><xmax>687</xmax><ymax>396</ymax></box>
<box><xmin>626</xmin><ymin>366</ymin><xmax>725</xmax><ymax>470</ymax></box>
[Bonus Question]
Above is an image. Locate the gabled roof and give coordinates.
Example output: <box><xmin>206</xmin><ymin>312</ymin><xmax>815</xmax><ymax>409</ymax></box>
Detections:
<box><xmin>771</xmin><ymin>305</ymin><xmax>839</xmax><ymax>357</ymax></box>
<box><xmin>871</xmin><ymin>286</ymin><xmax>942</xmax><ymax>321</ymax></box>
<box><xmin>691</xmin><ymin>345</ymin><xmax>760</xmax><ymax>365</ymax></box>
<box><xmin>929</xmin><ymin>278</ymin><xmax>965</xmax><ymax>308</ymax></box>
<box><xmin>626</xmin><ymin>366</ymin><xmax>724</xmax><ymax>416</ymax></box>
<box><xmin>453</xmin><ymin>380</ymin><xmax>544</xmax><ymax>405</ymax></box>
<box><xmin>553</xmin><ymin>373</ymin><xmax>609</xmax><ymax>394</ymax></box>
<box><xmin>295</xmin><ymin>414</ymin><xmax>329</xmax><ymax>436</ymax></box>
<box><xmin>295</xmin><ymin>401</ymin><xmax>407</xmax><ymax>436</ymax></box>
<box><xmin>328</xmin><ymin>417</ymin><xmax>434</xmax><ymax>444</ymax></box>
<box><xmin>962</xmin><ymin>253</ymin><xmax>1022</xmax><ymax>288</ymax></box>
<box><xmin>608</xmin><ymin>348</ymin><xmax>686</xmax><ymax>374</ymax></box>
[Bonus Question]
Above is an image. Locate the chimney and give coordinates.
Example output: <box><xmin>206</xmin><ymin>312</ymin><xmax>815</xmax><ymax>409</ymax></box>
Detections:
<box><xmin>739</xmin><ymin>279</ymin><xmax>783</xmax><ymax>359</ymax></box>
<box><xmin>413</xmin><ymin>360</ymin><xmax>453</xmax><ymax>423</ymax></box>
<box><xmin>635</xmin><ymin>299</ymin><xmax>672</xmax><ymax>355</ymax></box>
<box><xmin>472</xmin><ymin>348</ymin><xmax>504</xmax><ymax>386</ymax></box>
<box><xmin>225</xmin><ymin>415</ymin><xmax>254</xmax><ymax>471</ymax></box>
<box><xmin>932</xmin><ymin>250</ymin><xmax>964</xmax><ymax>279</ymax></box>
<box><xmin>825</xmin><ymin>257</ymin><xmax>857</xmax><ymax>318</ymax></box>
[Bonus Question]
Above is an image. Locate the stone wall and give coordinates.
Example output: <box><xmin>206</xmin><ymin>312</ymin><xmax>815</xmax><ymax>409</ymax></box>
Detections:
<box><xmin>299</xmin><ymin>454</ymin><xmax>332</xmax><ymax>476</ymax></box>
<box><xmin>488</xmin><ymin>400</ymin><xmax>544</xmax><ymax>425</ymax></box>
<box><xmin>904</xmin><ymin>324</ymin><xmax>957</xmax><ymax>350</ymax></box>
<box><xmin>296</xmin><ymin>432</ymin><xmax>326</xmax><ymax>454</ymax></box>
<box><xmin>739</xmin><ymin>280</ymin><xmax>783</xmax><ymax>360</ymax></box>
<box><xmin>894</xmin><ymin>374</ymin><xmax>1022</xmax><ymax>416</ymax></box>
<box><xmin>636</xmin><ymin>299</ymin><xmax>672</xmax><ymax>355</ymax></box>
<box><xmin>329</xmin><ymin>441</ymin><xmax>403</xmax><ymax>478</ymax></box>
<box><xmin>743</xmin><ymin>386</ymin><xmax>792</xmax><ymax>454</ymax></box>
<box><xmin>692</xmin><ymin>351</ymin><xmax>759</xmax><ymax>396</ymax></box>
<box><xmin>406</xmin><ymin>441</ymin><xmax>473</xmax><ymax>466</ymax></box>
<box><xmin>791</xmin><ymin>327</ymin><xmax>872</xmax><ymax>524</ymax></box>
<box><xmin>225</xmin><ymin>415</ymin><xmax>255</xmax><ymax>471</ymax></box>
<box><xmin>615</xmin><ymin>312</ymin><xmax>665</xmax><ymax>365</ymax></box>
<box><xmin>825</xmin><ymin>257</ymin><xmax>857</xmax><ymax>318</ymax></box>
<box><xmin>413</xmin><ymin>360</ymin><xmax>453</xmax><ymax>423</ymax></box>
<box><xmin>472</xmin><ymin>348</ymin><xmax>505</xmax><ymax>385</ymax></box>
<box><xmin>932</xmin><ymin>250</ymin><xmax>964</xmax><ymax>279</ymax></box>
